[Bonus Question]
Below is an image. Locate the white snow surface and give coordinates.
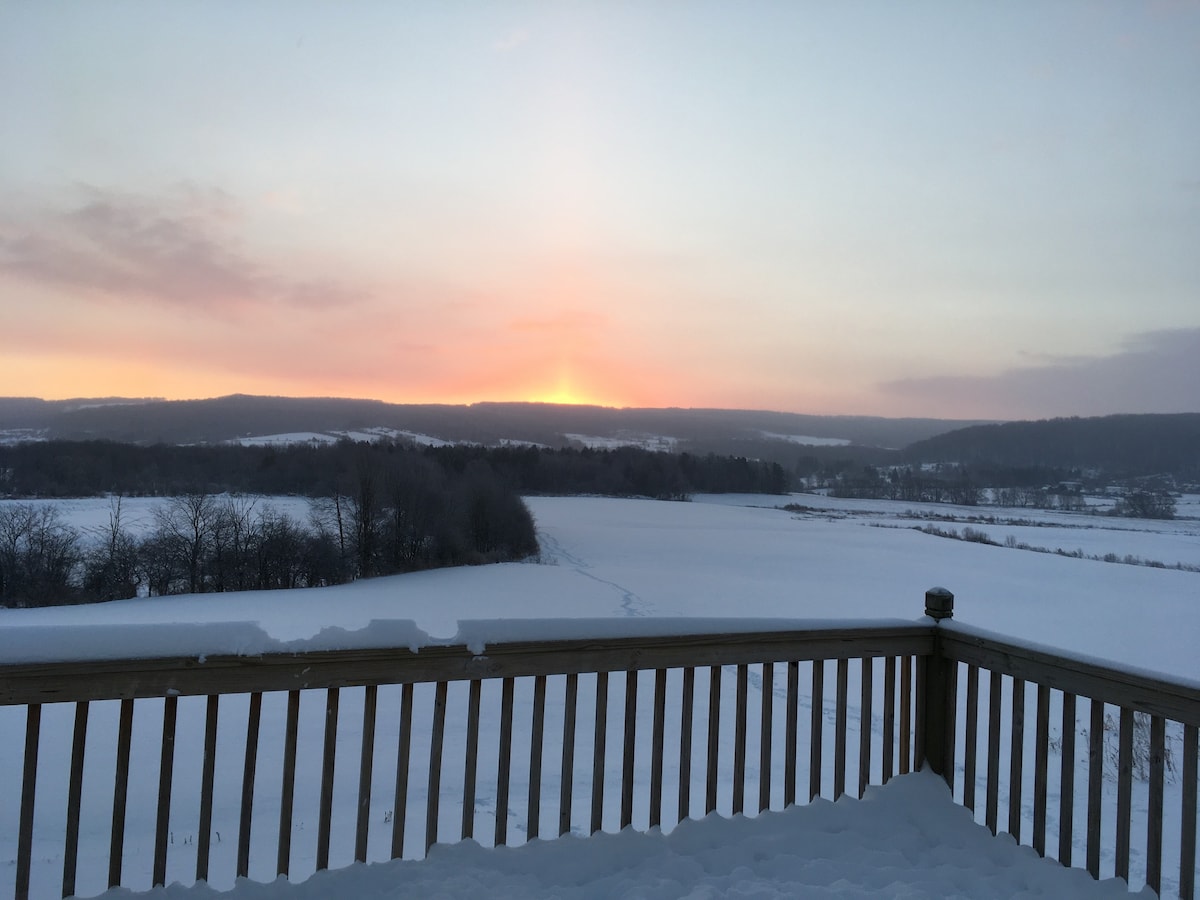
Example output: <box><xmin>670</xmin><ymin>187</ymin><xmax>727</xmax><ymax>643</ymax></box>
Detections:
<box><xmin>2</xmin><ymin>493</ymin><xmax>1196</xmax><ymax>899</ymax></box>
<box><xmin>91</xmin><ymin>772</ymin><xmax>1145</xmax><ymax>900</ymax></box>
<box><xmin>759</xmin><ymin>431</ymin><xmax>852</xmax><ymax>447</ymax></box>
<box><xmin>4</xmin><ymin>493</ymin><xmax>1196</xmax><ymax>678</ymax></box>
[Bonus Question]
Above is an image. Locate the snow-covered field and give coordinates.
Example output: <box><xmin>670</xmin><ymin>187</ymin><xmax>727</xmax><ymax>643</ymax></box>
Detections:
<box><xmin>1</xmin><ymin>493</ymin><xmax>1196</xmax><ymax>898</ymax></box>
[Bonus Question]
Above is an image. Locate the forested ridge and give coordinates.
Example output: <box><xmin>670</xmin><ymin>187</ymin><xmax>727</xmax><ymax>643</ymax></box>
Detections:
<box><xmin>905</xmin><ymin>414</ymin><xmax>1200</xmax><ymax>480</ymax></box>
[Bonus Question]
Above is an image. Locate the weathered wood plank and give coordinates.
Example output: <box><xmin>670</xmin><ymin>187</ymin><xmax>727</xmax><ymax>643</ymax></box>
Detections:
<box><xmin>356</xmin><ymin>684</ymin><xmax>378</xmax><ymax>863</ymax></box>
<box><xmin>62</xmin><ymin>701</ymin><xmax>89</xmax><ymax>899</ymax></box>
<box><xmin>277</xmin><ymin>690</ymin><xmax>300</xmax><ymax>878</ymax></box>
<box><xmin>154</xmin><ymin>695</ymin><xmax>178</xmax><ymax>886</ymax></box>
<box><xmin>237</xmin><ymin>692</ymin><xmax>263</xmax><ymax>879</ymax></box>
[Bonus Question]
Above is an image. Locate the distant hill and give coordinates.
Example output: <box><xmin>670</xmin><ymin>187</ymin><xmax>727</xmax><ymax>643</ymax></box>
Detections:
<box><xmin>905</xmin><ymin>414</ymin><xmax>1200</xmax><ymax>480</ymax></box>
<box><xmin>0</xmin><ymin>395</ymin><xmax>985</xmax><ymax>467</ymax></box>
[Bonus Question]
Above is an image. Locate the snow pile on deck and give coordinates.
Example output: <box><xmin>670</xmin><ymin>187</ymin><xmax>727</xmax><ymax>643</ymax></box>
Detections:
<box><xmin>102</xmin><ymin>773</ymin><xmax>1145</xmax><ymax>899</ymax></box>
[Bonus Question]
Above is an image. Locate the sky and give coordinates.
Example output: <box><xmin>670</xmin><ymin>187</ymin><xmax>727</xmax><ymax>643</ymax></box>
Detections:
<box><xmin>1</xmin><ymin>1</ymin><xmax>1198</xmax><ymax>421</ymax></box>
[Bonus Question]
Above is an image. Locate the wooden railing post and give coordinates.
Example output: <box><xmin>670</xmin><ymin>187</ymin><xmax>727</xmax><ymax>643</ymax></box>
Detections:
<box><xmin>922</xmin><ymin>587</ymin><xmax>955</xmax><ymax>787</ymax></box>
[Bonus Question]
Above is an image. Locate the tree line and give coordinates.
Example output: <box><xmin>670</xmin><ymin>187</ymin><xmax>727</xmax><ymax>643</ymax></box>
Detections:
<box><xmin>0</xmin><ymin>439</ymin><xmax>790</xmax><ymax>608</ymax></box>
<box><xmin>0</xmin><ymin>460</ymin><xmax>538</xmax><ymax>608</ymax></box>
<box><xmin>0</xmin><ymin>439</ymin><xmax>791</xmax><ymax>500</ymax></box>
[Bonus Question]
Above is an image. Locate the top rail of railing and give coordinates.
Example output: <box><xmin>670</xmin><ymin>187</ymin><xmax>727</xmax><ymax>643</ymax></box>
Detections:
<box><xmin>0</xmin><ymin>621</ymin><xmax>934</xmax><ymax>706</ymax></box>
<box><xmin>940</xmin><ymin>621</ymin><xmax>1200</xmax><ymax>726</ymax></box>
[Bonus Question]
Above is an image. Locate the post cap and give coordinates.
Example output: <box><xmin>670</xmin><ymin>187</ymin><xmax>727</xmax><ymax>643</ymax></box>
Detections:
<box><xmin>925</xmin><ymin>586</ymin><xmax>954</xmax><ymax>620</ymax></box>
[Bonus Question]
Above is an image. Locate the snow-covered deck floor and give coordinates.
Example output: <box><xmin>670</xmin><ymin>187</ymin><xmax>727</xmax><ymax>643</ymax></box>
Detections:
<box><xmin>118</xmin><ymin>773</ymin><xmax>1146</xmax><ymax>899</ymax></box>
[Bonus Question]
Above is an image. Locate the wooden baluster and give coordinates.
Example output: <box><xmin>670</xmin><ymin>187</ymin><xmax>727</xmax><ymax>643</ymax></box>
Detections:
<box><xmin>785</xmin><ymin>660</ymin><xmax>799</xmax><ymax>805</ymax></box>
<box><xmin>1086</xmin><ymin>698</ymin><xmax>1104</xmax><ymax>879</ymax></box>
<box><xmin>810</xmin><ymin>660</ymin><xmax>824</xmax><ymax>801</ymax></box>
<box><xmin>733</xmin><ymin>664</ymin><xmax>748</xmax><ymax>815</ymax></box>
<box><xmin>462</xmin><ymin>679</ymin><xmax>482</xmax><ymax>840</ymax></box>
<box><xmin>858</xmin><ymin>657</ymin><xmax>873</xmax><ymax>798</ymax></box>
<box><xmin>1058</xmin><ymin>692</ymin><xmax>1076</xmax><ymax>867</ymax></box>
<box><xmin>882</xmin><ymin>657</ymin><xmax>896</xmax><ymax>785</ymax></box>
<box><xmin>591</xmin><ymin>672</ymin><xmax>609</xmax><ymax>834</ymax></box>
<box><xmin>196</xmin><ymin>696</ymin><xmax>219</xmax><ymax>882</ymax></box>
<box><xmin>1033</xmin><ymin>684</ymin><xmax>1050</xmax><ymax>856</ymax></box>
<box><xmin>63</xmin><ymin>701</ymin><xmax>90</xmax><ymax>900</ymax></box>
<box><xmin>154</xmin><ymin>696</ymin><xmax>178</xmax><ymax>886</ymax></box>
<box><xmin>355</xmin><ymin>685</ymin><xmax>378</xmax><ymax>863</ymax></box>
<box><xmin>238</xmin><ymin>692</ymin><xmax>263</xmax><ymax>879</ymax></box>
<box><xmin>1115</xmin><ymin>707</ymin><xmax>1134</xmax><ymax>882</ymax></box>
<box><xmin>942</xmin><ymin>659</ymin><xmax>958</xmax><ymax>792</ymax></box>
<box><xmin>986</xmin><ymin>671</ymin><xmax>1002</xmax><ymax>836</ymax></box>
<box><xmin>621</xmin><ymin>670</ymin><xmax>637</xmax><ymax>829</ymax></box>
<box><xmin>1008</xmin><ymin>678</ymin><xmax>1025</xmax><ymax>842</ymax></box>
<box><xmin>426</xmin><ymin>681</ymin><xmax>448</xmax><ymax>853</ymax></box>
<box><xmin>277</xmin><ymin>690</ymin><xmax>300</xmax><ymax>878</ymax></box>
<box><xmin>316</xmin><ymin>688</ymin><xmax>339</xmax><ymax>870</ymax></box>
<box><xmin>109</xmin><ymin>698</ymin><xmax>135</xmax><ymax>889</ymax></box>
<box><xmin>1180</xmin><ymin>723</ymin><xmax>1197</xmax><ymax>900</ymax></box>
<box><xmin>706</xmin><ymin>666</ymin><xmax>722</xmax><ymax>814</ymax></box>
<box><xmin>390</xmin><ymin>684</ymin><xmax>414</xmax><ymax>859</ymax></box>
<box><xmin>529</xmin><ymin>675</ymin><xmax>547</xmax><ymax>840</ymax></box>
<box><xmin>16</xmin><ymin>704</ymin><xmax>40</xmax><ymax>900</ymax></box>
<box><xmin>760</xmin><ymin>661</ymin><xmax>774</xmax><ymax>813</ymax></box>
<box><xmin>899</xmin><ymin>656</ymin><xmax>911</xmax><ymax>775</ymax></box>
<box><xmin>678</xmin><ymin>667</ymin><xmax>695</xmax><ymax>823</ymax></box>
<box><xmin>834</xmin><ymin>658</ymin><xmax>848</xmax><ymax>800</ymax></box>
<box><xmin>559</xmin><ymin>673</ymin><xmax>578</xmax><ymax>836</ymax></box>
<box><xmin>962</xmin><ymin>665</ymin><xmax>979</xmax><ymax>812</ymax></box>
<box><xmin>650</xmin><ymin>669</ymin><xmax>667</xmax><ymax>829</ymax></box>
<box><xmin>1145</xmin><ymin>715</ymin><xmax>1165</xmax><ymax>894</ymax></box>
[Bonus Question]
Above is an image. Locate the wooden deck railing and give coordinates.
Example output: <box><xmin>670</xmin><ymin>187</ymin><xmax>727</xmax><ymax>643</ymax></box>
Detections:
<box><xmin>1</xmin><ymin>589</ymin><xmax>1197</xmax><ymax>899</ymax></box>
